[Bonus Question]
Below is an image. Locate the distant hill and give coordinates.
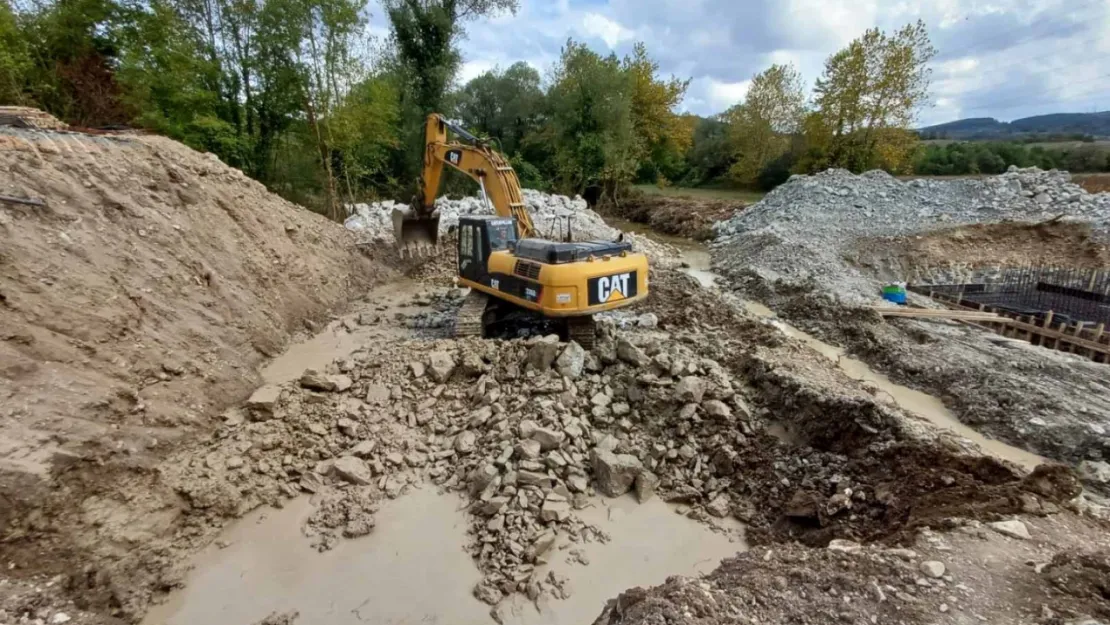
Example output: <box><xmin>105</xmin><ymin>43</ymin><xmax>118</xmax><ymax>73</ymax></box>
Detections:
<box><xmin>919</xmin><ymin>111</ymin><xmax>1110</xmax><ymax>140</ymax></box>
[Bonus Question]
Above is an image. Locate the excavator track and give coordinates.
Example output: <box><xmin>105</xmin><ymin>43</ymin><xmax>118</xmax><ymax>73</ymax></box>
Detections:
<box><xmin>453</xmin><ymin>291</ymin><xmax>490</xmax><ymax>338</ymax></box>
<box><xmin>566</xmin><ymin>315</ymin><xmax>597</xmax><ymax>349</ymax></box>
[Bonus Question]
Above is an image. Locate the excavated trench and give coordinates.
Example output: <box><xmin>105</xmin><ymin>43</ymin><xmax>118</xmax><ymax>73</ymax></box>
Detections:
<box><xmin>141</xmin><ymin>225</ymin><xmax>1076</xmax><ymax>625</ymax></box>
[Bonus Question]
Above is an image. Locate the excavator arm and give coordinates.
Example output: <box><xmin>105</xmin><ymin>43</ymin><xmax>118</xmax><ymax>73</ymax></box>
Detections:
<box><xmin>393</xmin><ymin>114</ymin><xmax>535</xmax><ymax>255</ymax></box>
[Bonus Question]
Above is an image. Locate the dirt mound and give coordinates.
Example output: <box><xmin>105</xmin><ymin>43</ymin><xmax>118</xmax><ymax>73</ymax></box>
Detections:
<box><xmin>851</xmin><ymin>221</ymin><xmax>1110</xmax><ymax>285</ymax></box>
<box><xmin>0</xmin><ymin>126</ymin><xmax>397</xmax><ymax>591</ymax></box>
<box><xmin>602</xmin><ymin>193</ymin><xmax>743</xmax><ymax>241</ymax></box>
<box><xmin>1043</xmin><ymin>549</ymin><xmax>1110</xmax><ymax>614</ymax></box>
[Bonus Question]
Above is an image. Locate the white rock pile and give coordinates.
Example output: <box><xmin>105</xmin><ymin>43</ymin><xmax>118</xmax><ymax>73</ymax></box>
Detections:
<box><xmin>345</xmin><ymin>190</ymin><xmax>678</xmax><ymax>264</ymax></box>
<box><xmin>711</xmin><ymin>167</ymin><xmax>1110</xmax><ymax>303</ymax></box>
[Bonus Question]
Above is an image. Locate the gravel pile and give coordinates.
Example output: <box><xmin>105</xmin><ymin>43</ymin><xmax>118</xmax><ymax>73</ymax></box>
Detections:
<box><xmin>346</xmin><ymin>190</ymin><xmax>678</xmax><ymax>264</ymax></box>
<box><xmin>711</xmin><ymin>167</ymin><xmax>1110</xmax><ymax>303</ymax></box>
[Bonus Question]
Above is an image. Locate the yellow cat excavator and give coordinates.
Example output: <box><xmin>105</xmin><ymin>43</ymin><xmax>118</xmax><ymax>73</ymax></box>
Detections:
<box><xmin>393</xmin><ymin>114</ymin><xmax>649</xmax><ymax>345</ymax></box>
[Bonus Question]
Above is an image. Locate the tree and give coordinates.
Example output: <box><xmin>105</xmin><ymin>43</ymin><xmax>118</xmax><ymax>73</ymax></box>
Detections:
<box><xmin>384</xmin><ymin>0</ymin><xmax>518</xmax><ymax>185</ymax></box>
<box><xmin>0</xmin><ymin>0</ymin><xmax>30</xmax><ymax>103</ymax></box>
<box><xmin>723</xmin><ymin>63</ymin><xmax>805</xmax><ymax>185</ymax></box>
<box><xmin>622</xmin><ymin>42</ymin><xmax>690</xmax><ymax>184</ymax></box>
<box><xmin>455</xmin><ymin>61</ymin><xmax>543</xmax><ymax>155</ymax></box>
<box><xmin>546</xmin><ymin>40</ymin><xmax>635</xmax><ymax>201</ymax></box>
<box><xmin>803</xmin><ymin>20</ymin><xmax>936</xmax><ymax>173</ymax></box>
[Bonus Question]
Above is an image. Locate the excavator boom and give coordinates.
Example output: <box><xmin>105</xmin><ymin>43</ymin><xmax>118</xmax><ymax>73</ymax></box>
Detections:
<box><xmin>392</xmin><ymin>114</ymin><xmax>536</xmax><ymax>256</ymax></box>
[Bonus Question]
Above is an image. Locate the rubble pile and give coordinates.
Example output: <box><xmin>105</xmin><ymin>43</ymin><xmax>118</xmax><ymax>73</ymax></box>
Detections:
<box><xmin>345</xmin><ymin>189</ymin><xmax>679</xmax><ymax>264</ymax></box>
<box><xmin>711</xmin><ymin>167</ymin><xmax>1110</xmax><ymax>303</ymax></box>
<box><xmin>164</xmin><ymin>294</ymin><xmax>1070</xmax><ymax>610</ymax></box>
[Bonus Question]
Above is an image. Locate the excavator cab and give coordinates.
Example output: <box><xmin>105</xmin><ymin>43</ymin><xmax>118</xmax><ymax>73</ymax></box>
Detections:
<box><xmin>457</xmin><ymin>216</ymin><xmax>517</xmax><ymax>285</ymax></box>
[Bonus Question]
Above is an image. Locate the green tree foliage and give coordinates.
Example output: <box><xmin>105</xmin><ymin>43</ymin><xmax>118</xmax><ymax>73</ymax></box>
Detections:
<box><xmin>801</xmin><ymin>20</ymin><xmax>935</xmax><ymax>174</ymax></box>
<box><xmin>913</xmin><ymin>141</ymin><xmax>1110</xmax><ymax>175</ymax></box>
<box><xmin>0</xmin><ymin>0</ymin><xmax>30</xmax><ymax>103</ymax></box>
<box><xmin>455</xmin><ymin>61</ymin><xmax>543</xmax><ymax>155</ymax></box>
<box><xmin>723</xmin><ymin>63</ymin><xmax>805</xmax><ymax>185</ymax></box>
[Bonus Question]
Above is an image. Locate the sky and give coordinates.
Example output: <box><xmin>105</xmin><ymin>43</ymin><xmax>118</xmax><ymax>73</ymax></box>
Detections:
<box><xmin>368</xmin><ymin>0</ymin><xmax>1110</xmax><ymax>126</ymax></box>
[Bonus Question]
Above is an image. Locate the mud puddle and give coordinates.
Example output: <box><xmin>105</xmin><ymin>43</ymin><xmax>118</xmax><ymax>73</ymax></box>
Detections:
<box><xmin>144</xmin><ymin>488</ymin><xmax>745</xmax><ymax>625</ymax></box>
<box><xmin>743</xmin><ymin>300</ymin><xmax>1045</xmax><ymax>470</ymax></box>
<box><xmin>602</xmin><ymin>216</ymin><xmax>716</xmax><ymax>287</ymax></box>
<box><xmin>262</xmin><ymin>280</ymin><xmax>431</xmax><ymax>385</ymax></box>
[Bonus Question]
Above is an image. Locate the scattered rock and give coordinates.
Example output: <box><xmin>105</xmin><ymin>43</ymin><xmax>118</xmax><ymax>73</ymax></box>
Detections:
<box><xmin>988</xmin><ymin>519</ymin><xmax>1031</xmax><ymax>540</ymax></box>
<box><xmin>920</xmin><ymin>560</ymin><xmax>946</xmax><ymax>578</ymax></box>
<box><xmin>706</xmin><ymin>493</ymin><xmax>730</xmax><ymax>518</ymax></box>
<box><xmin>555</xmin><ymin>341</ymin><xmax>587</xmax><ymax>379</ymax></box>
<box><xmin>674</xmin><ymin>377</ymin><xmax>706</xmax><ymax>403</ymax></box>
<box><xmin>246</xmin><ymin>385</ymin><xmax>282</xmax><ymax>415</ymax></box>
<box><xmin>332</xmin><ymin>456</ymin><xmax>373</xmax><ymax>485</ymax></box>
<box><xmin>428</xmin><ymin>351</ymin><xmax>456</xmax><ymax>383</ymax></box>
<box><xmin>634</xmin><ymin>471</ymin><xmax>659</xmax><ymax>503</ymax></box>
<box><xmin>299</xmin><ymin>369</ymin><xmax>336</xmax><ymax>391</ymax></box>
<box><xmin>616</xmin><ymin>339</ymin><xmax>651</xmax><ymax>367</ymax></box>
<box><xmin>531</xmin><ymin>426</ymin><xmax>566</xmax><ymax>451</ymax></box>
<box><xmin>591</xmin><ymin>448</ymin><xmax>643</xmax><ymax>497</ymax></box>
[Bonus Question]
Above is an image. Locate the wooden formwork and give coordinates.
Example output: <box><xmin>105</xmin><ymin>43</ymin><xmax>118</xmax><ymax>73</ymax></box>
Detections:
<box><xmin>917</xmin><ymin>289</ymin><xmax>1110</xmax><ymax>364</ymax></box>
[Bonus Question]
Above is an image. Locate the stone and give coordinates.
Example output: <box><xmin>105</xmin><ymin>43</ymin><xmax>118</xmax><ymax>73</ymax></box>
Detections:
<box><xmin>469</xmin><ymin>463</ymin><xmax>499</xmax><ymax>495</ymax></box>
<box><xmin>519</xmin><ymin>420</ymin><xmax>539</xmax><ymax>439</ymax></box>
<box><xmin>348</xmin><ymin>440</ymin><xmax>377</xmax><ymax>458</ymax></box>
<box><xmin>474</xmin><ymin>582</ymin><xmax>503</xmax><ymax>606</ymax></box>
<box><xmin>541</xmin><ymin>497</ymin><xmax>571</xmax><ymax>522</ymax></box>
<box><xmin>478</xmin><ymin>496</ymin><xmax>509</xmax><ymax>516</ymax></box>
<box><xmin>634</xmin><ymin>471</ymin><xmax>659</xmax><ymax>503</ymax></box>
<box><xmin>299</xmin><ymin>472</ymin><xmax>324</xmax><ymax>493</ymax></box>
<box><xmin>526</xmin><ymin>341</ymin><xmax>562</xmax><ymax>370</ymax></box>
<box><xmin>427</xmin><ymin>351</ymin><xmax>456</xmax><ymax>382</ymax></box>
<box><xmin>455</xmin><ymin>431</ymin><xmax>477</xmax><ymax>454</ymax></box>
<box><xmin>920</xmin><ymin>561</ymin><xmax>946</xmax><ymax>578</ymax></box>
<box><xmin>50</xmin><ymin>614</ymin><xmax>71</xmax><ymax>625</ymax></box>
<box><xmin>675</xmin><ymin>377</ymin><xmax>706</xmax><ymax>403</ymax></box>
<box><xmin>1078</xmin><ymin>460</ymin><xmax>1110</xmax><ymax>484</ymax></box>
<box><xmin>531</xmin><ymin>426</ymin><xmax>566</xmax><ymax>451</ymax></box>
<box><xmin>332</xmin><ymin>456</ymin><xmax>373</xmax><ymax>485</ymax></box>
<box><xmin>458</xmin><ymin>352</ymin><xmax>487</xmax><ymax>378</ymax></box>
<box><xmin>336</xmin><ymin>418</ymin><xmax>359</xmax><ymax>437</ymax></box>
<box><xmin>410</xmin><ymin>362</ymin><xmax>426</xmax><ymax>378</ymax></box>
<box><xmin>515</xmin><ymin>439</ymin><xmax>542</xmax><ymax>460</ymax></box>
<box><xmin>567</xmin><ymin>474</ymin><xmax>589</xmax><ymax>493</ymax></box>
<box><xmin>555</xmin><ymin>341</ymin><xmax>587</xmax><ymax>379</ymax></box>
<box><xmin>616</xmin><ymin>339</ymin><xmax>651</xmax><ymax>367</ymax></box>
<box><xmin>299</xmin><ymin>369</ymin><xmax>336</xmax><ymax>391</ymax></box>
<box><xmin>591</xmin><ymin>448</ymin><xmax>643</xmax><ymax>497</ymax></box>
<box><xmin>365</xmin><ymin>384</ymin><xmax>390</xmax><ymax>405</ymax></box>
<box><xmin>528</xmin><ymin>532</ymin><xmax>557</xmax><ymax>561</ymax></box>
<box><xmin>702</xmin><ymin>399</ymin><xmax>731</xmax><ymax>420</ymax></box>
<box><xmin>518</xmin><ymin>470</ymin><xmax>553</xmax><ymax>488</ymax></box>
<box><xmin>246</xmin><ymin>385</ymin><xmax>282</xmax><ymax>415</ymax></box>
<box><xmin>330</xmin><ymin>375</ymin><xmax>353</xmax><ymax>392</ymax></box>
<box><xmin>706</xmin><ymin>493</ymin><xmax>730</xmax><ymax>518</ymax></box>
<box><xmin>637</xmin><ymin>313</ymin><xmax>659</xmax><ymax>329</ymax></box>
<box><xmin>827</xmin><ymin>539</ymin><xmax>862</xmax><ymax>553</ymax></box>
<box><xmin>988</xmin><ymin>520</ymin><xmax>1031</xmax><ymax>540</ymax></box>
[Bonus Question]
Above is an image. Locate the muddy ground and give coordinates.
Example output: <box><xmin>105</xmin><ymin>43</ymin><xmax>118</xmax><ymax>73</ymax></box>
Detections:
<box><xmin>599</xmin><ymin>192</ymin><xmax>744</xmax><ymax>241</ymax></box>
<box><xmin>3</xmin><ymin>124</ymin><xmax>1110</xmax><ymax>625</ymax></box>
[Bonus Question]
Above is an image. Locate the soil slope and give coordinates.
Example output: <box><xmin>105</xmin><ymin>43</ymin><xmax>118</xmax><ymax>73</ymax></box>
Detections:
<box><xmin>0</xmin><ymin>127</ymin><xmax>396</xmax><ymax>520</ymax></box>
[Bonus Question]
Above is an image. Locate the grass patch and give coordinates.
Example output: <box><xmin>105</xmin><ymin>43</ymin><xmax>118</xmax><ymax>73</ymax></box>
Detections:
<box><xmin>632</xmin><ymin>184</ymin><xmax>765</xmax><ymax>203</ymax></box>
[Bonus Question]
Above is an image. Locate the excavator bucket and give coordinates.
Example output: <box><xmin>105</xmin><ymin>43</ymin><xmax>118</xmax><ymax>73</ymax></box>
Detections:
<box><xmin>391</xmin><ymin>206</ymin><xmax>440</xmax><ymax>258</ymax></box>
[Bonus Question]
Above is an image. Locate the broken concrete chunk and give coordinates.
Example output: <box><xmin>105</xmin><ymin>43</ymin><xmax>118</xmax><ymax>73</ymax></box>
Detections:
<box><xmin>515</xmin><ymin>439</ymin><xmax>542</xmax><ymax>460</ymax></box>
<box><xmin>674</xmin><ymin>376</ymin><xmax>706</xmax><ymax>403</ymax></box>
<box><xmin>706</xmin><ymin>493</ymin><xmax>731</xmax><ymax>518</ymax></box>
<box><xmin>531</xmin><ymin>426</ymin><xmax>566</xmax><ymax>451</ymax></box>
<box><xmin>469</xmin><ymin>463</ymin><xmax>500</xmax><ymax>495</ymax></box>
<box><xmin>827</xmin><ymin>539</ymin><xmax>862</xmax><ymax>553</ymax></box>
<box><xmin>455</xmin><ymin>431</ymin><xmax>477</xmax><ymax>454</ymax></box>
<box><xmin>634</xmin><ymin>471</ymin><xmax>659</xmax><ymax>503</ymax></box>
<box><xmin>299</xmin><ymin>369</ymin><xmax>336</xmax><ymax>391</ymax></box>
<box><xmin>347</xmin><ymin>440</ymin><xmax>377</xmax><ymax>458</ymax></box>
<box><xmin>590</xmin><ymin>448</ymin><xmax>643</xmax><ymax>497</ymax></box>
<box><xmin>920</xmin><ymin>561</ymin><xmax>946</xmax><ymax>578</ymax></box>
<box><xmin>246</xmin><ymin>385</ymin><xmax>282</xmax><ymax>415</ymax></box>
<box><xmin>988</xmin><ymin>519</ymin><xmax>1031</xmax><ymax>540</ymax></box>
<box><xmin>332</xmin><ymin>456</ymin><xmax>373</xmax><ymax>485</ymax></box>
<box><xmin>427</xmin><ymin>351</ymin><xmax>456</xmax><ymax>383</ymax></box>
<box><xmin>555</xmin><ymin>341</ymin><xmax>587</xmax><ymax>379</ymax></box>
<box><xmin>702</xmin><ymin>399</ymin><xmax>732</xmax><ymax>420</ymax></box>
<box><xmin>330</xmin><ymin>375</ymin><xmax>353</xmax><ymax>392</ymax></box>
<box><xmin>540</xmin><ymin>497</ymin><xmax>571</xmax><ymax>522</ymax></box>
<box><xmin>616</xmin><ymin>339</ymin><xmax>651</xmax><ymax>368</ymax></box>
<box><xmin>526</xmin><ymin>341</ymin><xmax>561</xmax><ymax>370</ymax></box>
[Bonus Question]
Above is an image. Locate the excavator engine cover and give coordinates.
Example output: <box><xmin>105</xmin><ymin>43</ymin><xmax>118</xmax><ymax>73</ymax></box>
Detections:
<box><xmin>392</xmin><ymin>206</ymin><xmax>440</xmax><ymax>258</ymax></box>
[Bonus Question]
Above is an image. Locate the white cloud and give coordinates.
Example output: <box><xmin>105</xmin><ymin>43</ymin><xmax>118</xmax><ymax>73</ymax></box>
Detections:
<box><xmin>370</xmin><ymin>0</ymin><xmax>1110</xmax><ymax>123</ymax></box>
<box><xmin>459</xmin><ymin>59</ymin><xmax>497</xmax><ymax>83</ymax></box>
<box><xmin>580</xmin><ymin>13</ymin><xmax>634</xmax><ymax>49</ymax></box>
